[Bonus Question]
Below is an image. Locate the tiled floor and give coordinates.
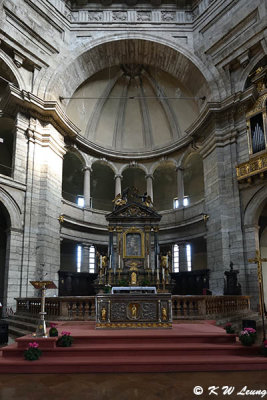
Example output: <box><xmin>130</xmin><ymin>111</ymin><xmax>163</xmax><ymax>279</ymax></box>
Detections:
<box><xmin>0</xmin><ymin>371</ymin><xmax>267</xmax><ymax>400</ymax></box>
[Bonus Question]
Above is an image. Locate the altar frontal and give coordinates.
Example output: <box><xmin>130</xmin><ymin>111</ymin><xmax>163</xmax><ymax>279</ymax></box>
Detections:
<box><xmin>96</xmin><ymin>291</ymin><xmax>172</xmax><ymax>329</ymax></box>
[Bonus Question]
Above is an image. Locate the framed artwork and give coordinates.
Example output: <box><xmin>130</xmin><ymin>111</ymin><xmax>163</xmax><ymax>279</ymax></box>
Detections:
<box><xmin>123</xmin><ymin>228</ymin><xmax>144</xmax><ymax>258</ymax></box>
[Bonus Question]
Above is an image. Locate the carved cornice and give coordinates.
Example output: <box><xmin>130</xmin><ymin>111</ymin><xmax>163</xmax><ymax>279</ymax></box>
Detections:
<box><xmin>2</xmin><ymin>84</ymin><xmax>79</xmax><ymax>139</ymax></box>
<box><xmin>236</xmin><ymin>152</ymin><xmax>267</xmax><ymax>183</ymax></box>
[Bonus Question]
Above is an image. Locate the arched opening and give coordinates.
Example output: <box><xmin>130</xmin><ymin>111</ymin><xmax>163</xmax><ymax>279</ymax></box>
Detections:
<box><xmin>183</xmin><ymin>153</ymin><xmax>204</xmax><ymax>205</ymax></box>
<box><xmin>62</xmin><ymin>152</ymin><xmax>84</xmax><ymax>204</ymax></box>
<box><xmin>91</xmin><ymin>162</ymin><xmax>115</xmax><ymax>211</ymax></box>
<box><xmin>153</xmin><ymin>162</ymin><xmax>177</xmax><ymax>211</ymax></box>
<box><xmin>0</xmin><ymin>202</ymin><xmax>10</xmax><ymax>316</ymax></box>
<box><xmin>0</xmin><ymin>118</ymin><xmax>15</xmax><ymax>177</ymax></box>
<box><xmin>122</xmin><ymin>167</ymin><xmax>146</xmax><ymax>198</ymax></box>
<box><xmin>259</xmin><ymin>203</ymin><xmax>267</xmax><ymax>312</ymax></box>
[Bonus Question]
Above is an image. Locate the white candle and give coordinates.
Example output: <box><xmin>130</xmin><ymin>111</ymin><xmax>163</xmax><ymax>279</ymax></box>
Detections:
<box><xmin>147</xmin><ymin>254</ymin><xmax>150</xmax><ymax>269</ymax></box>
<box><xmin>162</xmin><ymin>267</ymin><xmax>165</xmax><ymax>281</ymax></box>
<box><xmin>118</xmin><ymin>254</ymin><xmax>121</xmax><ymax>269</ymax></box>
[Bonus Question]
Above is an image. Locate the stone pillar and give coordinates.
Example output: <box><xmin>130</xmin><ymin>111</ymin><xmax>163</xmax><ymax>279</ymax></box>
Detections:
<box><xmin>201</xmin><ymin>129</ymin><xmax>246</xmax><ymax>296</ymax></box>
<box><xmin>83</xmin><ymin>166</ymin><xmax>91</xmax><ymax>208</ymax></box>
<box><xmin>146</xmin><ymin>174</ymin><xmax>154</xmax><ymax>202</ymax></box>
<box><xmin>115</xmin><ymin>174</ymin><xmax>122</xmax><ymax>196</ymax></box>
<box><xmin>81</xmin><ymin>244</ymin><xmax>89</xmax><ymax>272</ymax></box>
<box><xmin>178</xmin><ymin>242</ymin><xmax>188</xmax><ymax>272</ymax></box>
<box><xmin>176</xmin><ymin>167</ymin><xmax>184</xmax><ymax>207</ymax></box>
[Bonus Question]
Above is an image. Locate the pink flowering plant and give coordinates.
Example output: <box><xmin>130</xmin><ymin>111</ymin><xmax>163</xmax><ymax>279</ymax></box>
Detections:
<box><xmin>57</xmin><ymin>331</ymin><xmax>74</xmax><ymax>347</ymax></box>
<box><xmin>49</xmin><ymin>323</ymin><xmax>58</xmax><ymax>337</ymax></box>
<box><xmin>24</xmin><ymin>342</ymin><xmax>42</xmax><ymax>361</ymax></box>
<box><xmin>239</xmin><ymin>327</ymin><xmax>257</xmax><ymax>346</ymax></box>
<box><xmin>224</xmin><ymin>323</ymin><xmax>235</xmax><ymax>334</ymax></box>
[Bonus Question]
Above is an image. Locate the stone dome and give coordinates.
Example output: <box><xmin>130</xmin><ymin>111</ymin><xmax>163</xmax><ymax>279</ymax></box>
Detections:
<box><xmin>66</xmin><ymin>64</ymin><xmax>199</xmax><ymax>157</ymax></box>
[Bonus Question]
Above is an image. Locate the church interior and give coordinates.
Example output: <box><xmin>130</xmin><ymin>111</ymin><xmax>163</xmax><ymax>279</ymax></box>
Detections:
<box><xmin>0</xmin><ymin>0</ymin><xmax>267</xmax><ymax>396</ymax></box>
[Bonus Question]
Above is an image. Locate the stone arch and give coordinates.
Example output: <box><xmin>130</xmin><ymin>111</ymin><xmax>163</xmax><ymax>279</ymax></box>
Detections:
<box><xmin>244</xmin><ymin>186</ymin><xmax>267</xmax><ymax>227</ymax></box>
<box><xmin>150</xmin><ymin>158</ymin><xmax>177</xmax><ymax>175</ymax></box>
<box><xmin>0</xmin><ymin>187</ymin><xmax>22</xmax><ymax>230</ymax></box>
<box><xmin>41</xmin><ymin>34</ymin><xmax>219</xmax><ymax>103</ymax></box>
<box><xmin>119</xmin><ymin>162</ymin><xmax>148</xmax><ymax>176</ymax></box>
<box><xmin>238</xmin><ymin>52</ymin><xmax>267</xmax><ymax>92</ymax></box>
<box><xmin>0</xmin><ymin>51</ymin><xmax>25</xmax><ymax>89</ymax></box>
<box><xmin>65</xmin><ymin>147</ymin><xmax>87</xmax><ymax>167</ymax></box>
<box><xmin>91</xmin><ymin>159</ymin><xmax>117</xmax><ymax>174</ymax></box>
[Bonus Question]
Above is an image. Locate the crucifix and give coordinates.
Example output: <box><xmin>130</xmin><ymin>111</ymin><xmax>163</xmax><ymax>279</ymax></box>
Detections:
<box><xmin>248</xmin><ymin>249</ymin><xmax>267</xmax><ymax>341</ymax></box>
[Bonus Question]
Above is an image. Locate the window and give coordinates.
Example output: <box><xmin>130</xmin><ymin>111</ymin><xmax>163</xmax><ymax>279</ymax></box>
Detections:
<box><xmin>77</xmin><ymin>196</ymin><xmax>85</xmax><ymax>208</ymax></box>
<box><xmin>173</xmin><ymin>244</ymin><xmax>179</xmax><ymax>272</ymax></box>
<box><xmin>89</xmin><ymin>245</ymin><xmax>96</xmax><ymax>273</ymax></box>
<box><xmin>77</xmin><ymin>245</ymin><xmax>82</xmax><ymax>272</ymax></box>
<box><xmin>173</xmin><ymin>198</ymin><xmax>179</xmax><ymax>209</ymax></box>
<box><xmin>186</xmin><ymin>244</ymin><xmax>192</xmax><ymax>271</ymax></box>
<box><xmin>183</xmin><ymin>196</ymin><xmax>189</xmax><ymax>207</ymax></box>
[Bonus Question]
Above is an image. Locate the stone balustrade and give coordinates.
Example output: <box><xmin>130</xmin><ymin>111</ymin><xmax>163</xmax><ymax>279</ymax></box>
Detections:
<box><xmin>15</xmin><ymin>295</ymin><xmax>250</xmax><ymax>320</ymax></box>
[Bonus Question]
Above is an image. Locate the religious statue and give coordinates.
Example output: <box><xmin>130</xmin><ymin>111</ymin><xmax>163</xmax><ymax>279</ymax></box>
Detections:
<box><xmin>160</xmin><ymin>255</ymin><xmax>168</xmax><ymax>269</ymax></box>
<box><xmin>224</xmin><ymin>262</ymin><xmax>242</xmax><ymax>295</ymax></box>
<box><xmin>131</xmin><ymin>304</ymin><xmax>137</xmax><ymax>319</ymax></box>
<box><xmin>101</xmin><ymin>307</ymin><xmax>107</xmax><ymax>321</ymax></box>
<box><xmin>161</xmin><ymin>307</ymin><xmax>167</xmax><ymax>321</ymax></box>
<box><xmin>131</xmin><ymin>271</ymin><xmax>137</xmax><ymax>285</ymax></box>
<box><xmin>102</xmin><ymin>255</ymin><xmax>108</xmax><ymax>269</ymax></box>
<box><xmin>112</xmin><ymin>193</ymin><xmax>126</xmax><ymax>208</ymax></box>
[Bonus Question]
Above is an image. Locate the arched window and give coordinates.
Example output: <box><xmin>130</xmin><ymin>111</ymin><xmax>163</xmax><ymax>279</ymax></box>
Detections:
<box><xmin>183</xmin><ymin>153</ymin><xmax>204</xmax><ymax>205</ymax></box>
<box><xmin>153</xmin><ymin>162</ymin><xmax>177</xmax><ymax>211</ymax></box>
<box><xmin>122</xmin><ymin>167</ymin><xmax>146</xmax><ymax>196</ymax></box>
<box><xmin>62</xmin><ymin>152</ymin><xmax>84</xmax><ymax>204</ymax></box>
<box><xmin>91</xmin><ymin>162</ymin><xmax>115</xmax><ymax>211</ymax></box>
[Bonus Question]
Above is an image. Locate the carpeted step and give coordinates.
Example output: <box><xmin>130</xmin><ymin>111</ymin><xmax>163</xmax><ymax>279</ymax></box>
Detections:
<box><xmin>0</xmin><ymin>353</ymin><xmax>267</xmax><ymax>373</ymax></box>
<box><xmin>2</xmin><ymin>342</ymin><xmax>260</xmax><ymax>358</ymax></box>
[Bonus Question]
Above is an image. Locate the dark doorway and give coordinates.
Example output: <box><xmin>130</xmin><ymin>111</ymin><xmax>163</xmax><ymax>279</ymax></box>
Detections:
<box><xmin>0</xmin><ymin>202</ymin><xmax>10</xmax><ymax>317</ymax></box>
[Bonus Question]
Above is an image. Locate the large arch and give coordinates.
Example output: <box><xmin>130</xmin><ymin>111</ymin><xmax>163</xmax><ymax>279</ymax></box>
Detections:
<box><xmin>40</xmin><ymin>35</ymin><xmax>219</xmax><ymax>103</ymax></box>
<box><xmin>0</xmin><ymin>188</ymin><xmax>22</xmax><ymax>230</ymax></box>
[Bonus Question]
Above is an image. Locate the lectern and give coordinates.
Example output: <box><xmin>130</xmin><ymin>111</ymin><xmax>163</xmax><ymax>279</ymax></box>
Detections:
<box><xmin>30</xmin><ymin>281</ymin><xmax>57</xmax><ymax>337</ymax></box>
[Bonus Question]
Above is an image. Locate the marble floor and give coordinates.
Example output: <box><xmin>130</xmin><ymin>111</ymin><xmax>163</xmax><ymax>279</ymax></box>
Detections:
<box><xmin>0</xmin><ymin>371</ymin><xmax>267</xmax><ymax>400</ymax></box>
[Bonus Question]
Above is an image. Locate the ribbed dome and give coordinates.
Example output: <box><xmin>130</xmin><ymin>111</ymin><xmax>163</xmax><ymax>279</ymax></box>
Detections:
<box><xmin>66</xmin><ymin>65</ymin><xmax>199</xmax><ymax>156</ymax></box>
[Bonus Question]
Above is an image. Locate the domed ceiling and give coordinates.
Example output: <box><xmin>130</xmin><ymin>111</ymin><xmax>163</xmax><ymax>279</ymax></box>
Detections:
<box><xmin>66</xmin><ymin>64</ymin><xmax>199</xmax><ymax>156</ymax></box>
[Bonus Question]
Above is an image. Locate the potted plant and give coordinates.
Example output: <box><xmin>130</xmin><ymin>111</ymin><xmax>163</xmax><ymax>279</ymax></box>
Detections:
<box><xmin>49</xmin><ymin>323</ymin><xmax>58</xmax><ymax>337</ymax></box>
<box><xmin>57</xmin><ymin>331</ymin><xmax>74</xmax><ymax>347</ymax></box>
<box><xmin>224</xmin><ymin>323</ymin><xmax>235</xmax><ymax>334</ymax></box>
<box><xmin>24</xmin><ymin>342</ymin><xmax>42</xmax><ymax>361</ymax></box>
<box><xmin>239</xmin><ymin>327</ymin><xmax>256</xmax><ymax>346</ymax></box>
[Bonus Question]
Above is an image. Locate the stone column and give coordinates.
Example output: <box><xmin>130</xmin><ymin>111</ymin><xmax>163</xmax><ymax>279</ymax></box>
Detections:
<box><xmin>81</xmin><ymin>244</ymin><xmax>89</xmax><ymax>272</ymax></box>
<box><xmin>176</xmin><ymin>167</ymin><xmax>184</xmax><ymax>207</ymax></box>
<box><xmin>178</xmin><ymin>242</ymin><xmax>188</xmax><ymax>272</ymax></box>
<box><xmin>114</xmin><ymin>174</ymin><xmax>122</xmax><ymax>196</ymax></box>
<box><xmin>83</xmin><ymin>166</ymin><xmax>92</xmax><ymax>208</ymax></box>
<box><xmin>146</xmin><ymin>174</ymin><xmax>154</xmax><ymax>202</ymax></box>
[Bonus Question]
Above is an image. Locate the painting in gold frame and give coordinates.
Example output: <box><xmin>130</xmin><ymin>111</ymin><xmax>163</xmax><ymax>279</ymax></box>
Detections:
<box><xmin>123</xmin><ymin>228</ymin><xmax>145</xmax><ymax>259</ymax></box>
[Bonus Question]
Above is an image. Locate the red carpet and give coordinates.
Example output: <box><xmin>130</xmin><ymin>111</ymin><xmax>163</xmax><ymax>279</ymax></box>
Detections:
<box><xmin>0</xmin><ymin>321</ymin><xmax>267</xmax><ymax>373</ymax></box>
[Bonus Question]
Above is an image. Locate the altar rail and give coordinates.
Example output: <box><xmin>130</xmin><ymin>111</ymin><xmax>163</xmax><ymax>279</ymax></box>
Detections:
<box><xmin>15</xmin><ymin>295</ymin><xmax>250</xmax><ymax>320</ymax></box>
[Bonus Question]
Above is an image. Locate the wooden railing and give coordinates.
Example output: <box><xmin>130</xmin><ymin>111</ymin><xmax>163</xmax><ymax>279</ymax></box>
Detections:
<box><xmin>15</xmin><ymin>295</ymin><xmax>250</xmax><ymax>320</ymax></box>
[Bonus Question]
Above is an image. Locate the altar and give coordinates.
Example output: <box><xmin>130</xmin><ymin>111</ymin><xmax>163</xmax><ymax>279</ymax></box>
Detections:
<box><xmin>95</xmin><ymin>289</ymin><xmax>172</xmax><ymax>329</ymax></box>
